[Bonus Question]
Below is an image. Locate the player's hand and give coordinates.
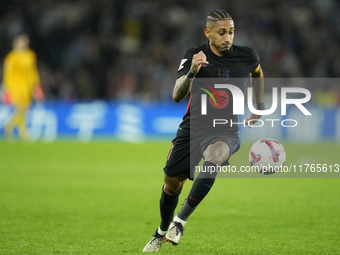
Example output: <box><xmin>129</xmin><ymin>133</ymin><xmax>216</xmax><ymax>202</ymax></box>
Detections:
<box><xmin>190</xmin><ymin>51</ymin><xmax>209</xmax><ymax>74</ymax></box>
<box><xmin>243</xmin><ymin>113</ymin><xmax>262</xmax><ymax>129</ymax></box>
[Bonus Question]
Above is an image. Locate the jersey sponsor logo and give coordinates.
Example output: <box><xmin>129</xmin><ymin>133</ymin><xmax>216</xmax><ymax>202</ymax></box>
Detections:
<box><xmin>197</xmin><ymin>82</ymin><xmax>229</xmax><ymax>110</ymax></box>
<box><xmin>178</xmin><ymin>59</ymin><xmax>187</xmax><ymax>71</ymax></box>
<box><xmin>208</xmin><ymin>90</ymin><xmax>229</xmax><ymax>109</ymax></box>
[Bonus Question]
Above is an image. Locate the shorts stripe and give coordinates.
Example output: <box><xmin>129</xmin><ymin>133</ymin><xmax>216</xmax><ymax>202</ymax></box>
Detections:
<box><xmin>167</xmin><ymin>143</ymin><xmax>174</xmax><ymax>160</ymax></box>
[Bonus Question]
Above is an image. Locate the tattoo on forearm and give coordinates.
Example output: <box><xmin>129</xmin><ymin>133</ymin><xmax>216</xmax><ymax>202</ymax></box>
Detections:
<box><xmin>173</xmin><ymin>75</ymin><xmax>192</xmax><ymax>102</ymax></box>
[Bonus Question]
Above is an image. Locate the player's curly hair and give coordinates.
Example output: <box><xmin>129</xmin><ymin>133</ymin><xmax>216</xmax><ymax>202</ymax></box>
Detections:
<box><xmin>206</xmin><ymin>9</ymin><xmax>233</xmax><ymax>24</ymax></box>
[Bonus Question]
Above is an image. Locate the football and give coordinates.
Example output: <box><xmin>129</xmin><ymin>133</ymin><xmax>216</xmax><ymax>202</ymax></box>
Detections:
<box><xmin>249</xmin><ymin>138</ymin><xmax>286</xmax><ymax>174</ymax></box>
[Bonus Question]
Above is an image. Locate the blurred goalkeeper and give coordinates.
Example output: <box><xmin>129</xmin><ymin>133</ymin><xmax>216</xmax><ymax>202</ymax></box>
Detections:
<box><xmin>2</xmin><ymin>34</ymin><xmax>44</xmax><ymax>141</ymax></box>
<box><xmin>143</xmin><ymin>9</ymin><xmax>264</xmax><ymax>252</ymax></box>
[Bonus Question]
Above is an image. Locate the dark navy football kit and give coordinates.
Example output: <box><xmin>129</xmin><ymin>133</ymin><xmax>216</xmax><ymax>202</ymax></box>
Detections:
<box><xmin>164</xmin><ymin>43</ymin><xmax>260</xmax><ymax>179</ymax></box>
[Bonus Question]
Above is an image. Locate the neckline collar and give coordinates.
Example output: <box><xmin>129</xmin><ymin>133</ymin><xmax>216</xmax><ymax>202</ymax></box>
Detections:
<box><xmin>206</xmin><ymin>42</ymin><xmax>234</xmax><ymax>58</ymax></box>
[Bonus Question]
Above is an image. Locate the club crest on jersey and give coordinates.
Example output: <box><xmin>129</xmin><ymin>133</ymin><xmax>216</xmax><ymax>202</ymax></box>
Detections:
<box><xmin>218</xmin><ymin>69</ymin><xmax>229</xmax><ymax>81</ymax></box>
<box><xmin>178</xmin><ymin>59</ymin><xmax>187</xmax><ymax>71</ymax></box>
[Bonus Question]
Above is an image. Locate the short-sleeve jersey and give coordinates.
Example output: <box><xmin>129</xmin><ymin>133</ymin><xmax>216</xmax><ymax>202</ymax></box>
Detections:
<box><xmin>177</xmin><ymin>43</ymin><xmax>260</xmax><ymax>134</ymax></box>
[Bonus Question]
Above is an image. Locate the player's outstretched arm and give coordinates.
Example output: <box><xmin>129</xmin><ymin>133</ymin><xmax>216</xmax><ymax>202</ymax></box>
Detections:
<box><xmin>245</xmin><ymin>65</ymin><xmax>264</xmax><ymax>128</ymax></box>
<box><xmin>172</xmin><ymin>51</ymin><xmax>209</xmax><ymax>102</ymax></box>
<box><xmin>250</xmin><ymin>64</ymin><xmax>264</xmax><ymax>104</ymax></box>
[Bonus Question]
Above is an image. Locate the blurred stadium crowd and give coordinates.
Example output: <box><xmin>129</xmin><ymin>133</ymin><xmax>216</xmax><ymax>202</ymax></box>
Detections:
<box><xmin>0</xmin><ymin>0</ymin><xmax>340</xmax><ymax>106</ymax></box>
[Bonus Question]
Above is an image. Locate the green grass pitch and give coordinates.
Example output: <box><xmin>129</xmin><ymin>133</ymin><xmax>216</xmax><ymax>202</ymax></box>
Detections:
<box><xmin>0</xmin><ymin>140</ymin><xmax>339</xmax><ymax>254</ymax></box>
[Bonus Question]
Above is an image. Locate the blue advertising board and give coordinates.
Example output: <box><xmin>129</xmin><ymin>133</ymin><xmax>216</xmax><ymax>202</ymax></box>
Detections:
<box><xmin>0</xmin><ymin>101</ymin><xmax>339</xmax><ymax>142</ymax></box>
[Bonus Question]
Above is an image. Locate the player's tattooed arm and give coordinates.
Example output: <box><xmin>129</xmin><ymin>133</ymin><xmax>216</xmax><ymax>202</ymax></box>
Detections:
<box><xmin>173</xmin><ymin>51</ymin><xmax>209</xmax><ymax>102</ymax></box>
<box><xmin>172</xmin><ymin>75</ymin><xmax>191</xmax><ymax>103</ymax></box>
<box><xmin>244</xmin><ymin>64</ymin><xmax>264</xmax><ymax>128</ymax></box>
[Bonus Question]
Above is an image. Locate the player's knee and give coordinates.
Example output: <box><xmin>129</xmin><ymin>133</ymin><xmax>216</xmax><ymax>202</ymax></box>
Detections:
<box><xmin>163</xmin><ymin>174</ymin><xmax>186</xmax><ymax>195</ymax></box>
<box><xmin>204</xmin><ymin>142</ymin><xmax>230</xmax><ymax>165</ymax></box>
<box><xmin>163</xmin><ymin>179</ymin><xmax>181</xmax><ymax>195</ymax></box>
<box><xmin>163</xmin><ymin>183</ymin><xmax>181</xmax><ymax>195</ymax></box>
